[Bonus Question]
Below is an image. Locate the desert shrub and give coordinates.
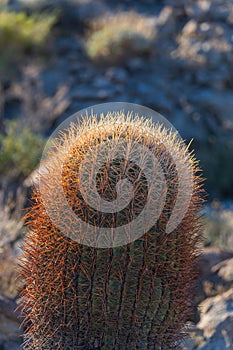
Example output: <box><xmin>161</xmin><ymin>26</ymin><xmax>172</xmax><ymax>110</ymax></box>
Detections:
<box><xmin>0</xmin><ymin>120</ymin><xmax>44</xmax><ymax>178</ymax></box>
<box><xmin>203</xmin><ymin>204</ymin><xmax>233</xmax><ymax>250</ymax></box>
<box><xmin>0</xmin><ymin>10</ymin><xmax>57</xmax><ymax>73</ymax></box>
<box><xmin>85</xmin><ymin>11</ymin><xmax>156</xmax><ymax>63</ymax></box>
<box><xmin>0</xmin><ymin>10</ymin><xmax>57</xmax><ymax>48</ymax></box>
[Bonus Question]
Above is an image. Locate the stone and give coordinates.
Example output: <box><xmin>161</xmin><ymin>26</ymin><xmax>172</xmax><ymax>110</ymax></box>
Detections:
<box><xmin>0</xmin><ymin>234</ymin><xmax>23</xmax><ymax>298</ymax></box>
<box><xmin>182</xmin><ymin>19</ymin><xmax>198</xmax><ymax>37</ymax></box>
<box><xmin>105</xmin><ymin>67</ymin><xmax>128</xmax><ymax>84</ymax></box>
<box><xmin>199</xmin><ymin>248</ymin><xmax>233</xmax><ymax>276</ymax></box>
<box><xmin>127</xmin><ymin>57</ymin><xmax>145</xmax><ymax>71</ymax></box>
<box><xmin>0</xmin><ymin>293</ymin><xmax>22</xmax><ymax>350</ymax></box>
<box><xmin>194</xmin><ymin>248</ymin><xmax>233</xmax><ymax>304</ymax></box>
<box><xmin>155</xmin><ymin>6</ymin><xmax>177</xmax><ymax>39</ymax></box>
<box><xmin>71</xmin><ymin>87</ymin><xmax>95</xmax><ymax>101</ymax></box>
<box><xmin>175</xmin><ymin>20</ymin><xmax>232</xmax><ymax>68</ymax></box>
<box><xmin>189</xmin><ymin>89</ymin><xmax>233</xmax><ymax>127</ymax></box>
<box><xmin>0</xmin><ymin>213</ymin><xmax>22</xmax><ymax>248</ymax></box>
<box><xmin>78</xmin><ymin>69</ymin><xmax>95</xmax><ymax>83</ymax></box>
<box><xmin>71</xmin><ymin>81</ymin><xmax>117</xmax><ymax>101</ymax></box>
<box><xmin>92</xmin><ymin>76</ymin><xmax>112</xmax><ymax>89</ymax></box>
<box><xmin>212</xmin><ymin>257</ymin><xmax>233</xmax><ymax>283</ymax></box>
<box><xmin>184</xmin><ymin>0</ymin><xmax>233</xmax><ymax>22</ymax></box>
<box><xmin>73</xmin><ymin>0</ymin><xmax>106</xmax><ymax>23</ymax></box>
<box><xmin>197</xmin><ymin>288</ymin><xmax>233</xmax><ymax>349</ymax></box>
<box><xmin>0</xmin><ymin>188</ymin><xmax>26</xmax><ymax>298</ymax></box>
<box><xmin>3</xmin><ymin>341</ymin><xmax>21</xmax><ymax>350</ymax></box>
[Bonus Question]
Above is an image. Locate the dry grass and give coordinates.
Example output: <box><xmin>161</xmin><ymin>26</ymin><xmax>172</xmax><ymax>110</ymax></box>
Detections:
<box><xmin>85</xmin><ymin>11</ymin><xmax>156</xmax><ymax>63</ymax></box>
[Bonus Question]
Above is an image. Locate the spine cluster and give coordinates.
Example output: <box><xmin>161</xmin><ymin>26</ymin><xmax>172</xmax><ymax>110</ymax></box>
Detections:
<box><xmin>19</xmin><ymin>112</ymin><xmax>204</xmax><ymax>349</ymax></box>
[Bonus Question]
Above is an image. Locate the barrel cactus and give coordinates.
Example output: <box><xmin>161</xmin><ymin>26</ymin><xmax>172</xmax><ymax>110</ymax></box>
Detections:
<box><xmin>19</xmin><ymin>110</ymin><xmax>204</xmax><ymax>349</ymax></box>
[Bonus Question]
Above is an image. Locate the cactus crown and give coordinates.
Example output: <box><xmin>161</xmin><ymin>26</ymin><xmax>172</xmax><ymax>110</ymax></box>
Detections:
<box><xmin>19</xmin><ymin>111</ymin><xmax>204</xmax><ymax>350</ymax></box>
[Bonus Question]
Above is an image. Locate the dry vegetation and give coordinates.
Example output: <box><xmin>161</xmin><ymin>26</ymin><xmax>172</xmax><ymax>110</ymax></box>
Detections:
<box><xmin>85</xmin><ymin>11</ymin><xmax>156</xmax><ymax>63</ymax></box>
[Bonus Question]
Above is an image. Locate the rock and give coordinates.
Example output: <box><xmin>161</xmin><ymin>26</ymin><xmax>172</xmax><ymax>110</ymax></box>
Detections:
<box><xmin>78</xmin><ymin>69</ymin><xmax>95</xmax><ymax>83</ymax></box>
<box><xmin>9</xmin><ymin>72</ymin><xmax>70</xmax><ymax>133</ymax></box>
<box><xmin>189</xmin><ymin>89</ymin><xmax>233</xmax><ymax>128</ymax></box>
<box><xmin>0</xmin><ymin>294</ymin><xmax>19</xmax><ymax>323</ymax></box>
<box><xmin>92</xmin><ymin>76</ymin><xmax>112</xmax><ymax>89</ymax></box>
<box><xmin>71</xmin><ymin>82</ymin><xmax>117</xmax><ymax>101</ymax></box>
<box><xmin>197</xmin><ymin>288</ymin><xmax>233</xmax><ymax>349</ymax></box>
<box><xmin>0</xmin><ymin>213</ymin><xmax>22</xmax><ymax>248</ymax></box>
<box><xmin>212</xmin><ymin>257</ymin><xmax>233</xmax><ymax>283</ymax></box>
<box><xmin>0</xmin><ymin>183</ymin><xmax>26</xmax><ymax>298</ymax></box>
<box><xmin>174</xmin><ymin>20</ymin><xmax>232</xmax><ymax>68</ymax></box>
<box><xmin>73</xmin><ymin>0</ymin><xmax>106</xmax><ymax>23</ymax></box>
<box><xmin>134</xmin><ymin>82</ymin><xmax>174</xmax><ymax>115</ymax></box>
<box><xmin>199</xmin><ymin>248</ymin><xmax>233</xmax><ymax>275</ymax></box>
<box><xmin>56</xmin><ymin>36</ymin><xmax>83</xmax><ymax>56</ymax></box>
<box><xmin>0</xmin><ymin>293</ymin><xmax>22</xmax><ymax>350</ymax></box>
<box><xmin>155</xmin><ymin>6</ymin><xmax>177</xmax><ymax>39</ymax></box>
<box><xmin>0</xmin><ymin>218</ymin><xmax>23</xmax><ymax>298</ymax></box>
<box><xmin>185</xmin><ymin>0</ymin><xmax>233</xmax><ymax>22</ymax></box>
<box><xmin>2</xmin><ymin>341</ymin><xmax>21</xmax><ymax>350</ymax></box>
<box><xmin>195</xmin><ymin>65</ymin><xmax>229</xmax><ymax>90</ymax></box>
<box><xmin>197</xmin><ymin>248</ymin><xmax>233</xmax><ymax>300</ymax></box>
<box><xmin>105</xmin><ymin>67</ymin><xmax>128</xmax><ymax>84</ymax></box>
<box><xmin>95</xmin><ymin>89</ymin><xmax>115</xmax><ymax>100</ymax></box>
<box><xmin>127</xmin><ymin>57</ymin><xmax>145</xmax><ymax>71</ymax></box>
<box><xmin>182</xmin><ymin>19</ymin><xmax>198</xmax><ymax>37</ymax></box>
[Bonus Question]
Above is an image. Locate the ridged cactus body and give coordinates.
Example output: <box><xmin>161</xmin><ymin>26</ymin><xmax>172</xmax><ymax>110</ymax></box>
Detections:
<box><xmin>20</xmin><ymin>112</ymin><xmax>203</xmax><ymax>349</ymax></box>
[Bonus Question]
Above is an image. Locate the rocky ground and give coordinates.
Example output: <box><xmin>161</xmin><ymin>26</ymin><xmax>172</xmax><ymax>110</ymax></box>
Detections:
<box><xmin>184</xmin><ymin>248</ymin><xmax>233</xmax><ymax>349</ymax></box>
<box><xmin>0</xmin><ymin>0</ymin><xmax>233</xmax><ymax>349</ymax></box>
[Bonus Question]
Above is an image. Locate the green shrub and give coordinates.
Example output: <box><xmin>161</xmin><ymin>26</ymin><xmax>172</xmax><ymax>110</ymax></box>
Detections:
<box><xmin>0</xmin><ymin>10</ymin><xmax>57</xmax><ymax>48</ymax></box>
<box><xmin>0</xmin><ymin>10</ymin><xmax>57</xmax><ymax>72</ymax></box>
<box><xmin>85</xmin><ymin>11</ymin><xmax>156</xmax><ymax>63</ymax></box>
<box><xmin>0</xmin><ymin>120</ymin><xmax>44</xmax><ymax>177</ymax></box>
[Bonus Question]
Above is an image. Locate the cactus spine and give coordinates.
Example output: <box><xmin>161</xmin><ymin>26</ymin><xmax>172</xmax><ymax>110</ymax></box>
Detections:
<box><xmin>19</xmin><ymin>112</ymin><xmax>203</xmax><ymax>349</ymax></box>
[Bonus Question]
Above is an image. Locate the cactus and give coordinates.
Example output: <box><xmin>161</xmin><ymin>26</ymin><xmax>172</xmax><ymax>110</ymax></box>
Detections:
<box><xmin>19</xmin><ymin>111</ymin><xmax>204</xmax><ymax>350</ymax></box>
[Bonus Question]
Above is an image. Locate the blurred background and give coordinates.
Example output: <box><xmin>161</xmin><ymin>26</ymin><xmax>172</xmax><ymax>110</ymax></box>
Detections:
<box><xmin>0</xmin><ymin>0</ymin><xmax>233</xmax><ymax>349</ymax></box>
